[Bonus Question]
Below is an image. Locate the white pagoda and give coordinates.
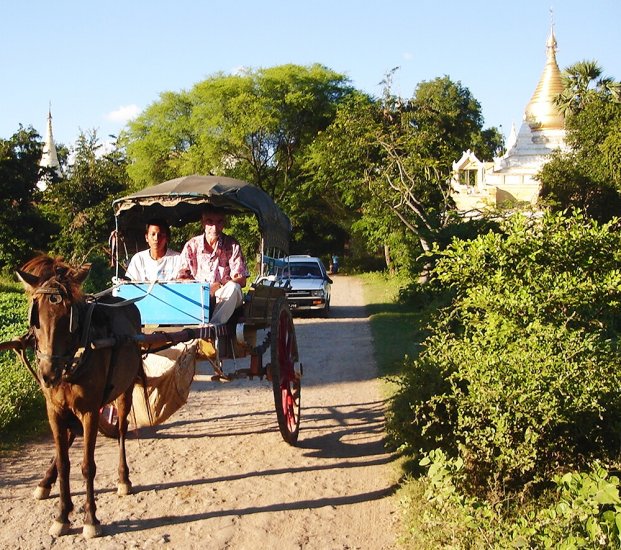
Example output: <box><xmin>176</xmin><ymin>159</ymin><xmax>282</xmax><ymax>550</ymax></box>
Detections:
<box><xmin>38</xmin><ymin>106</ymin><xmax>62</xmax><ymax>190</ymax></box>
<box><xmin>451</xmin><ymin>27</ymin><xmax>568</xmax><ymax>213</ymax></box>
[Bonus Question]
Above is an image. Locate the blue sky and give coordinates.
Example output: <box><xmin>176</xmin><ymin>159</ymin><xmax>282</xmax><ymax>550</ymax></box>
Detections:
<box><xmin>1</xmin><ymin>0</ymin><xmax>619</xmax><ymax>148</ymax></box>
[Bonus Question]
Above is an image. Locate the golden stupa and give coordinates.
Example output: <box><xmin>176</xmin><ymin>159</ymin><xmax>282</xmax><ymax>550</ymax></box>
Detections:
<box><xmin>523</xmin><ymin>28</ymin><xmax>565</xmax><ymax>130</ymax></box>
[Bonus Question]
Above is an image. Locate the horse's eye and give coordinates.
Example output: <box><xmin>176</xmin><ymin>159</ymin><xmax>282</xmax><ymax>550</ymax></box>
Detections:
<box><xmin>49</xmin><ymin>294</ymin><xmax>62</xmax><ymax>304</ymax></box>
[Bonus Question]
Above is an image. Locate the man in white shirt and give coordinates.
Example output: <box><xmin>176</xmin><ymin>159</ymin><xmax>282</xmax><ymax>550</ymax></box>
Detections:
<box><xmin>125</xmin><ymin>219</ymin><xmax>180</xmax><ymax>281</ymax></box>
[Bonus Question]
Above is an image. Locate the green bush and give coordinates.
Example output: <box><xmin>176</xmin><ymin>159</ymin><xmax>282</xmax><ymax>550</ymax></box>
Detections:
<box><xmin>410</xmin><ymin>451</ymin><xmax>621</xmax><ymax>548</ymax></box>
<box><xmin>0</xmin><ymin>284</ymin><xmax>43</xmax><ymax>435</ymax></box>
<box><xmin>392</xmin><ymin>211</ymin><xmax>621</xmax><ymax>499</ymax></box>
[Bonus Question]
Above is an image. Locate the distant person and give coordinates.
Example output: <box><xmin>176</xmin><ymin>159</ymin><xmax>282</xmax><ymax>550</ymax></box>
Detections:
<box><xmin>330</xmin><ymin>254</ymin><xmax>339</xmax><ymax>275</ymax></box>
<box><xmin>176</xmin><ymin>205</ymin><xmax>248</xmax><ymax>324</ymax></box>
<box><xmin>125</xmin><ymin>219</ymin><xmax>180</xmax><ymax>281</ymax></box>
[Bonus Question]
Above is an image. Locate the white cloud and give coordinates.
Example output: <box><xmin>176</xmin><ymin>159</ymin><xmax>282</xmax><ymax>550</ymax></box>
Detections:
<box><xmin>105</xmin><ymin>104</ymin><xmax>141</xmax><ymax>124</ymax></box>
<box><xmin>402</xmin><ymin>52</ymin><xmax>414</xmax><ymax>61</ymax></box>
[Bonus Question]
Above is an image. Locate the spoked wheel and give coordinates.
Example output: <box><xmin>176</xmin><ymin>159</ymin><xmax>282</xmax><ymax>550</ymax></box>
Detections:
<box><xmin>270</xmin><ymin>296</ymin><xmax>301</xmax><ymax>445</ymax></box>
<box><xmin>98</xmin><ymin>404</ymin><xmax>119</xmax><ymax>439</ymax></box>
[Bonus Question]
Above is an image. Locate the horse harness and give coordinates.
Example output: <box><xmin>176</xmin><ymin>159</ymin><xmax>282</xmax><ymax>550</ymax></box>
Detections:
<box><xmin>13</xmin><ymin>283</ymin><xmax>140</xmax><ymax>410</ymax></box>
<box><xmin>28</xmin><ymin>284</ymin><xmax>98</xmax><ymax>382</ymax></box>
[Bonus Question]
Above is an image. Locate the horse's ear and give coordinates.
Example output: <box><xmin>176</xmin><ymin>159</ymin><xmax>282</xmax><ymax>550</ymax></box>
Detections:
<box><xmin>74</xmin><ymin>263</ymin><xmax>92</xmax><ymax>285</ymax></box>
<box><xmin>16</xmin><ymin>269</ymin><xmax>40</xmax><ymax>292</ymax></box>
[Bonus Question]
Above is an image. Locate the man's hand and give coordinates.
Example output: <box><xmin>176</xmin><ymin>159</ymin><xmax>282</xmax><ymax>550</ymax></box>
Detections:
<box><xmin>210</xmin><ymin>281</ymin><xmax>222</xmax><ymax>297</ymax></box>
<box><xmin>231</xmin><ymin>273</ymin><xmax>247</xmax><ymax>287</ymax></box>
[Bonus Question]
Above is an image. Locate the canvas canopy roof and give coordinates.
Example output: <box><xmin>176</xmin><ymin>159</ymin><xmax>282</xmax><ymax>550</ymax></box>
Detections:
<box><xmin>113</xmin><ymin>175</ymin><xmax>291</xmax><ymax>253</ymax></box>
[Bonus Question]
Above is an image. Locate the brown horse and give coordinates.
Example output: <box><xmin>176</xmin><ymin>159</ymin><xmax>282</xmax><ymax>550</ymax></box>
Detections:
<box><xmin>17</xmin><ymin>255</ymin><xmax>143</xmax><ymax>539</ymax></box>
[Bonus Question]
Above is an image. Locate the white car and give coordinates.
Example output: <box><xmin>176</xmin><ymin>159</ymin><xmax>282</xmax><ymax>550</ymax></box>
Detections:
<box><xmin>282</xmin><ymin>255</ymin><xmax>332</xmax><ymax>315</ymax></box>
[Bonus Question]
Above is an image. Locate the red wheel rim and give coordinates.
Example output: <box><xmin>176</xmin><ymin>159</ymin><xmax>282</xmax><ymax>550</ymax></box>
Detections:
<box><xmin>277</xmin><ymin>309</ymin><xmax>299</xmax><ymax>432</ymax></box>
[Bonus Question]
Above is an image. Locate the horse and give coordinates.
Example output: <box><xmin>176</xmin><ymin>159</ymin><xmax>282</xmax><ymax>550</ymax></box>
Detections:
<box><xmin>16</xmin><ymin>255</ymin><xmax>144</xmax><ymax>539</ymax></box>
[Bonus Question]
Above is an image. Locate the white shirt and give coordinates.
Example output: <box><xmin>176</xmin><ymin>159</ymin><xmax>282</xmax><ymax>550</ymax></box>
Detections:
<box><xmin>125</xmin><ymin>249</ymin><xmax>181</xmax><ymax>281</ymax></box>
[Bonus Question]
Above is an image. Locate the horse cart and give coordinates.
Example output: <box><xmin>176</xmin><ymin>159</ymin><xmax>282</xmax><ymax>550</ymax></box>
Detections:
<box><xmin>1</xmin><ymin>175</ymin><xmax>300</xmax><ymax>538</ymax></box>
<box><xmin>106</xmin><ymin>174</ymin><xmax>302</xmax><ymax>445</ymax></box>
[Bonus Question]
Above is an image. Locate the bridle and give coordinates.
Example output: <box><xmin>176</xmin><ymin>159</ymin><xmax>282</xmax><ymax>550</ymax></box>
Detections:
<box><xmin>29</xmin><ymin>283</ymin><xmax>96</xmax><ymax>382</ymax></box>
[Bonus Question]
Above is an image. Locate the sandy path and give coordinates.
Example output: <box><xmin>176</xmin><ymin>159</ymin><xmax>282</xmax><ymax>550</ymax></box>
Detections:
<box><xmin>0</xmin><ymin>276</ymin><xmax>399</xmax><ymax>549</ymax></box>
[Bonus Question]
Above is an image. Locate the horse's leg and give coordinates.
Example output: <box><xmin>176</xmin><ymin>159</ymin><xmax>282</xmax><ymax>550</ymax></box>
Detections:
<box><xmin>34</xmin><ymin>429</ymin><xmax>77</xmax><ymax>500</ymax></box>
<box><xmin>80</xmin><ymin>410</ymin><xmax>103</xmax><ymax>539</ymax></box>
<box><xmin>116</xmin><ymin>389</ymin><xmax>134</xmax><ymax>496</ymax></box>
<box><xmin>47</xmin><ymin>411</ymin><xmax>73</xmax><ymax>537</ymax></box>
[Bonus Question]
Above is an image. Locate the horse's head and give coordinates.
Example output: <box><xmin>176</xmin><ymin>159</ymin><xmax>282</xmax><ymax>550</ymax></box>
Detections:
<box><xmin>17</xmin><ymin>256</ymin><xmax>91</xmax><ymax>388</ymax></box>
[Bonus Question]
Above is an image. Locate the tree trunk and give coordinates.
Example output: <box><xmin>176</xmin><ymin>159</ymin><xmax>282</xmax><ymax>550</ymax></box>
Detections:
<box><xmin>384</xmin><ymin>244</ymin><xmax>395</xmax><ymax>276</ymax></box>
<box><xmin>416</xmin><ymin>232</ymin><xmax>434</xmax><ymax>283</ymax></box>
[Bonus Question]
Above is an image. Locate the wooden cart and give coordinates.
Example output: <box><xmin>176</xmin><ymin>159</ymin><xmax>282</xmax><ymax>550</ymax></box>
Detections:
<box><xmin>101</xmin><ymin>175</ymin><xmax>301</xmax><ymax>445</ymax></box>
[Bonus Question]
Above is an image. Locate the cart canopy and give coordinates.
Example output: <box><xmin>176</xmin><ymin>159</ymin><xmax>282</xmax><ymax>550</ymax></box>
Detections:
<box><xmin>113</xmin><ymin>175</ymin><xmax>291</xmax><ymax>252</ymax></box>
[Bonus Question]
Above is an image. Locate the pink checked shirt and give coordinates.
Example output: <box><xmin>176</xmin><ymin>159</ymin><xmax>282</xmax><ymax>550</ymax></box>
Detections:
<box><xmin>176</xmin><ymin>233</ymin><xmax>248</xmax><ymax>283</ymax></box>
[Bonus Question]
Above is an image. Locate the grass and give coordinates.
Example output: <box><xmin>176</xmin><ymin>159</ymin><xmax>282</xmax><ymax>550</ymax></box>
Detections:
<box><xmin>0</xmin><ymin>277</ymin><xmax>49</xmax><ymax>454</ymax></box>
<box><xmin>357</xmin><ymin>272</ymin><xmax>430</xmax><ymax>378</ymax></box>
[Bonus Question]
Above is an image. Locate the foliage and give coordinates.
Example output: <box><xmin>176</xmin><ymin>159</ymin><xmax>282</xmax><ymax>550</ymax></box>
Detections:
<box><xmin>225</xmin><ymin>214</ymin><xmax>261</xmax><ymax>280</ymax></box>
<box><xmin>555</xmin><ymin>60</ymin><xmax>621</xmax><ymax>117</ymax></box>
<box><xmin>406</xmin><ymin>451</ymin><xmax>621</xmax><ymax>549</ymax></box>
<box><xmin>42</xmin><ymin>131</ymin><xmax>132</xmax><ymax>266</ymax></box>
<box><xmin>123</xmin><ymin>64</ymin><xmax>354</xmax><ymax>255</ymax></box>
<box><xmin>359</xmin><ymin>271</ymin><xmax>424</xmax><ymax>380</ymax></box>
<box><xmin>390</xmin><ymin>210</ymin><xmax>621</xmax><ymax>502</ymax></box>
<box><xmin>306</xmin><ymin>74</ymin><xmax>503</xmax><ymax>272</ymax></box>
<box><xmin>0</xmin><ymin>282</ymin><xmax>43</xmax><ymax>435</ymax></box>
<box><xmin>0</xmin><ymin>127</ymin><xmax>57</xmax><ymax>271</ymax></box>
<box><xmin>511</xmin><ymin>465</ymin><xmax>621</xmax><ymax>548</ymax></box>
<box><xmin>122</xmin><ymin>91</ymin><xmax>194</xmax><ymax>187</ymax></box>
<box><xmin>540</xmin><ymin>62</ymin><xmax>621</xmax><ymax>221</ymax></box>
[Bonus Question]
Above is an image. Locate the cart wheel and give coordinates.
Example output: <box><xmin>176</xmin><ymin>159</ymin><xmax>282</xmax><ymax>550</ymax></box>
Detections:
<box><xmin>98</xmin><ymin>404</ymin><xmax>119</xmax><ymax>439</ymax></box>
<box><xmin>270</xmin><ymin>296</ymin><xmax>301</xmax><ymax>445</ymax></box>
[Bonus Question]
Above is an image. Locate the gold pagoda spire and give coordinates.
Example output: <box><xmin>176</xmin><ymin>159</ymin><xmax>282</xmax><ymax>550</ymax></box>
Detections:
<box><xmin>524</xmin><ymin>27</ymin><xmax>565</xmax><ymax>130</ymax></box>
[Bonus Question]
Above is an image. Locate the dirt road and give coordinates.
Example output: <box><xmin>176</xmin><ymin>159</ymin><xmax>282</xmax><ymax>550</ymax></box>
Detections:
<box><xmin>0</xmin><ymin>275</ymin><xmax>399</xmax><ymax>549</ymax></box>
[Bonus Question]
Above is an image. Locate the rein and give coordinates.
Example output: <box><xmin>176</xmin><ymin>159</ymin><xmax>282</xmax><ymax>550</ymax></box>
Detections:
<box><xmin>30</xmin><ymin>285</ymin><xmax>142</xmax><ymax>385</ymax></box>
<box><xmin>31</xmin><ymin>285</ymin><xmax>97</xmax><ymax>382</ymax></box>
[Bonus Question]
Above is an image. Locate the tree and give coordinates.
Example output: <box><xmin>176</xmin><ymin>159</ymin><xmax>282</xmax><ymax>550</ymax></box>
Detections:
<box><xmin>306</xmin><ymin>75</ymin><xmax>502</xmax><ymax>274</ymax></box>
<box><xmin>0</xmin><ymin>126</ymin><xmax>56</xmax><ymax>270</ymax></box>
<box><xmin>539</xmin><ymin>62</ymin><xmax>621</xmax><ymax>221</ymax></box>
<box><xmin>555</xmin><ymin>60</ymin><xmax>621</xmax><ymax>117</ymax></box>
<box><xmin>43</xmin><ymin>131</ymin><xmax>131</xmax><ymax>266</ymax></box>
<box><xmin>122</xmin><ymin>91</ymin><xmax>194</xmax><ymax>187</ymax></box>
<box><xmin>123</xmin><ymin>65</ymin><xmax>353</xmax><ymax>222</ymax></box>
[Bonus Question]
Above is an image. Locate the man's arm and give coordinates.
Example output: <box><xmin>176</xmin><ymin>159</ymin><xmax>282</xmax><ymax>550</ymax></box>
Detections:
<box><xmin>175</xmin><ymin>239</ymin><xmax>197</xmax><ymax>280</ymax></box>
<box><xmin>227</xmin><ymin>237</ymin><xmax>249</xmax><ymax>288</ymax></box>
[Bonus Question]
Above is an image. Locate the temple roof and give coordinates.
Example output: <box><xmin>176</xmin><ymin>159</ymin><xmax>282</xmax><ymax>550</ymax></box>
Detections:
<box><xmin>523</xmin><ymin>27</ymin><xmax>565</xmax><ymax>130</ymax></box>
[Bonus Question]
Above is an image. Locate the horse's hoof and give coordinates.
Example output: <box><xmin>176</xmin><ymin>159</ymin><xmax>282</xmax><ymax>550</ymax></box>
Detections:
<box><xmin>33</xmin><ymin>486</ymin><xmax>51</xmax><ymax>500</ymax></box>
<box><xmin>117</xmin><ymin>482</ymin><xmax>133</xmax><ymax>496</ymax></box>
<box><xmin>49</xmin><ymin>521</ymin><xmax>70</xmax><ymax>537</ymax></box>
<box><xmin>83</xmin><ymin>523</ymin><xmax>103</xmax><ymax>539</ymax></box>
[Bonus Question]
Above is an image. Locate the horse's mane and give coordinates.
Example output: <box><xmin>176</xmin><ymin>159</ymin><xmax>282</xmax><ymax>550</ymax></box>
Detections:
<box><xmin>20</xmin><ymin>255</ymin><xmax>85</xmax><ymax>300</ymax></box>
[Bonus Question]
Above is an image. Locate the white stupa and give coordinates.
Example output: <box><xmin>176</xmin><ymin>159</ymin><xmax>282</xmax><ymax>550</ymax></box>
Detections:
<box><xmin>451</xmin><ymin>26</ymin><xmax>567</xmax><ymax>213</ymax></box>
<box><xmin>38</xmin><ymin>106</ymin><xmax>62</xmax><ymax>190</ymax></box>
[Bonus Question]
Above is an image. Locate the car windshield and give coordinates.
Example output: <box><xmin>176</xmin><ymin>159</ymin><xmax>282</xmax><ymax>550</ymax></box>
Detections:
<box><xmin>287</xmin><ymin>263</ymin><xmax>323</xmax><ymax>278</ymax></box>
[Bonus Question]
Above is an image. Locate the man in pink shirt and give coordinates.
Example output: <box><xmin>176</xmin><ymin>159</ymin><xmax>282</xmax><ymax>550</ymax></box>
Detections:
<box><xmin>176</xmin><ymin>206</ymin><xmax>249</xmax><ymax>324</ymax></box>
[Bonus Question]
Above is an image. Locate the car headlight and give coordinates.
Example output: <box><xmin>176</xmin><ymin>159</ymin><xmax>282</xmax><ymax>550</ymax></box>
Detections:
<box><xmin>311</xmin><ymin>290</ymin><xmax>324</xmax><ymax>297</ymax></box>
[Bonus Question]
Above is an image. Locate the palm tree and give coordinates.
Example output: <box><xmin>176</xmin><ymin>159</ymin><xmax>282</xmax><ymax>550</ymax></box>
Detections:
<box><xmin>556</xmin><ymin>60</ymin><xmax>621</xmax><ymax>116</ymax></box>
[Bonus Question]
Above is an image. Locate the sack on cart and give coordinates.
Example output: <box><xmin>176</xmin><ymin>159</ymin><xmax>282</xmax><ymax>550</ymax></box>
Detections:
<box><xmin>130</xmin><ymin>340</ymin><xmax>198</xmax><ymax>428</ymax></box>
